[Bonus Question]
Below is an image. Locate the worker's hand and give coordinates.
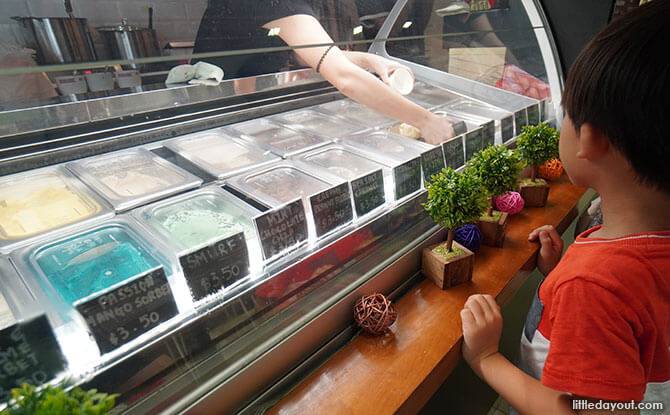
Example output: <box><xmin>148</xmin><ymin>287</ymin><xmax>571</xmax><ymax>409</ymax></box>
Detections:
<box><xmin>419</xmin><ymin>113</ymin><xmax>455</xmax><ymax>145</ymax></box>
<box><xmin>364</xmin><ymin>53</ymin><xmax>414</xmax><ymax>85</ymax></box>
<box><xmin>528</xmin><ymin>225</ymin><xmax>563</xmax><ymax>276</ymax></box>
<box><xmin>461</xmin><ymin>294</ymin><xmax>502</xmax><ymax>371</ymax></box>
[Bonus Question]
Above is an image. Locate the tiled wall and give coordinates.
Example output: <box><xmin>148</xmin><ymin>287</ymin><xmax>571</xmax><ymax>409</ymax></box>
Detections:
<box><xmin>0</xmin><ymin>0</ymin><xmax>206</xmax><ymax>59</ymax></box>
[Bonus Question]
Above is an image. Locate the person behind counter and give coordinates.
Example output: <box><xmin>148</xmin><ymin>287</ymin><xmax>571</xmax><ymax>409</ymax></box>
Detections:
<box><xmin>459</xmin><ymin>2</ymin><xmax>670</xmax><ymax>414</ymax></box>
<box><xmin>193</xmin><ymin>0</ymin><xmax>455</xmax><ymax>145</ymax></box>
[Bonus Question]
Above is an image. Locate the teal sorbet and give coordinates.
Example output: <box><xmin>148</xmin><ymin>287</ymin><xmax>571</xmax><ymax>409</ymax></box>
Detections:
<box><xmin>34</xmin><ymin>225</ymin><xmax>160</xmax><ymax>304</ymax></box>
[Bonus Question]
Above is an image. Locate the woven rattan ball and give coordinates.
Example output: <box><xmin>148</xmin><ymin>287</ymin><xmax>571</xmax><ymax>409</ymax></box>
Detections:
<box><xmin>353</xmin><ymin>293</ymin><xmax>397</xmax><ymax>335</ymax></box>
<box><xmin>539</xmin><ymin>158</ymin><xmax>564</xmax><ymax>180</ymax></box>
<box><xmin>494</xmin><ymin>191</ymin><xmax>525</xmax><ymax>215</ymax></box>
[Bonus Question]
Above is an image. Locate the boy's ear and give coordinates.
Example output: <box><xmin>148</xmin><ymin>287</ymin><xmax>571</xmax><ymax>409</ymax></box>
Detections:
<box><xmin>576</xmin><ymin>123</ymin><xmax>610</xmax><ymax>160</ymax></box>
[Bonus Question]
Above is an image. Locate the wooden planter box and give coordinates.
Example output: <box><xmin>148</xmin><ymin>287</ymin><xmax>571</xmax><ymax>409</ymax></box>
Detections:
<box><xmin>422</xmin><ymin>241</ymin><xmax>474</xmax><ymax>289</ymax></box>
<box><xmin>477</xmin><ymin>211</ymin><xmax>509</xmax><ymax>247</ymax></box>
<box><xmin>518</xmin><ymin>179</ymin><xmax>550</xmax><ymax>207</ymax></box>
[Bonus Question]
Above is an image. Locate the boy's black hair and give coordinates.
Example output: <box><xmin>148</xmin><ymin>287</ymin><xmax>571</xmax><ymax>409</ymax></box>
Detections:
<box><xmin>562</xmin><ymin>1</ymin><xmax>670</xmax><ymax>194</ymax></box>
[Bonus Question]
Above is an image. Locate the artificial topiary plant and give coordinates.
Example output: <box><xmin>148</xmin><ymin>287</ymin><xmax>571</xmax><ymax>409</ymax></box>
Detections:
<box><xmin>1</xmin><ymin>382</ymin><xmax>118</xmax><ymax>415</ymax></box>
<box><xmin>423</xmin><ymin>167</ymin><xmax>488</xmax><ymax>255</ymax></box>
<box><xmin>466</xmin><ymin>144</ymin><xmax>524</xmax><ymax>217</ymax></box>
<box><xmin>515</xmin><ymin>122</ymin><xmax>560</xmax><ymax>182</ymax></box>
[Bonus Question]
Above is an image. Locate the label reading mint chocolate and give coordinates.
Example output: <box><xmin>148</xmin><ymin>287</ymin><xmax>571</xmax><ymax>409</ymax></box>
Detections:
<box><xmin>393</xmin><ymin>157</ymin><xmax>421</xmax><ymax>200</ymax></box>
<box><xmin>179</xmin><ymin>232</ymin><xmax>249</xmax><ymax>301</ymax></box>
<box><xmin>75</xmin><ymin>267</ymin><xmax>178</xmax><ymax>354</ymax></box>
<box><xmin>309</xmin><ymin>182</ymin><xmax>353</xmax><ymax>237</ymax></box>
<box><xmin>481</xmin><ymin>121</ymin><xmax>495</xmax><ymax>148</ymax></box>
<box><xmin>465</xmin><ymin>127</ymin><xmax>483</xmax><ymax>161</ymax></box>
<box><xmin>501</xmin><ymin>115</ymin><xmax>514</xmax><ymax>141</ymax></box>
<box><xmin>0</xmin><ymin>315</ymin><xmax>66</xmax><ymax>402</ymax></box>
<box><xmin>514</xmin><ymin>108</ymin><xmax>528</xmax><ymax>136</ymax></box>
<box><xmin>254</xmin><ymin>199</ymin><xmax>308</xmax><ymax>260</ymax></box>
<box><xmin>351</xmin><ymin>169</ymin><xmax>385</xmax><ymax>217</ymax></box>
<box><xmin>443</xmin><ymin>135</ymin><xmax>465</xmax><ymax>169</ymax></box>
<box><xmin>421</xmin><ymin>146</ymin><xmax>445</xmax><ymax>182</ymax></box>
<box><xmin>527</xmin><ymin>104</ymin><xmax>540</xmax><ymax>126</ymax></box>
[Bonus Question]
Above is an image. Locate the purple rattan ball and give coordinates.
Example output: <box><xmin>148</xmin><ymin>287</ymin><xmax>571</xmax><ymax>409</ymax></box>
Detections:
<box><xmin>454</xmin><ymin>224</ymin><xmax>482</xmax><ymax>252</ymax></box>
<box><xmin>494</xmin><ymin>191</ymin><xmax>525</xmax><ymax>215</ymax></box>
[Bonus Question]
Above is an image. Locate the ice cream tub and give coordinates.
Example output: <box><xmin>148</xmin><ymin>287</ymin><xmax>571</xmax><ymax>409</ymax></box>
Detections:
<box><xmin>0</xmin><ymin>165</ymin><xmax>113</xmax><ymax>253</ymax></box>
<box><xmin>271</xmin><ymin>108</ymin><xmax>367</xmax><ymax>140</ymax></box>
<box><xmin>164</xmin><ymin>128</ymin><xmax>279</xmax><ymax>179</ymax></box>
<box><xmin>228</xmin><ymin>118</ymin><xmax>330</xmax><ymax>158</ymax></box>
<box><xmin>68</xmin><ymin>147</ymin><xmax>202</xmax><ymax>212</ymax></box>
<box><xmin>406</xmin><ymin>81</ymin><xmax>464</xmax><ymax>108</ymax></box>
<box><xmin>315</xmin><ymin>99</ymin><xmax>394</xmax><ymax>129</ymax></box>
<box><xmin>134</xmin><ymin>186</ymin><xmax>263</xmax><ymax>299</ymax></box>
<box><xmin>11</xmin><ymin>217</ymin><xmax>184</xmax><ymax>355</ymax></box>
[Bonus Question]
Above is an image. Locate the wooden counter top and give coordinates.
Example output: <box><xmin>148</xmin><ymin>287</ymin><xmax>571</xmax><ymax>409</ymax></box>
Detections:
<box><xmin>269</xmin><ymin>177</ymin><xmax>586</xmax><ymax>415</ymax></box>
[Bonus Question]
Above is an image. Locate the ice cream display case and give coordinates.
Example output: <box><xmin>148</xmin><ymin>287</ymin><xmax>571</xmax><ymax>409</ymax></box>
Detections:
<box><xmin>0</xmin><ymin>0</ymin><xmax>564</xmax><ymax>413</ymax></box>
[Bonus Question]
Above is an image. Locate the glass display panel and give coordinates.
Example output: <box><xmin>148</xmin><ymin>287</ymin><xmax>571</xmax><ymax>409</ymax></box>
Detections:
<box><xmin>385</xmin><ymin>0</ymin><xmax>550</xmax><ymax>101</ymax></box>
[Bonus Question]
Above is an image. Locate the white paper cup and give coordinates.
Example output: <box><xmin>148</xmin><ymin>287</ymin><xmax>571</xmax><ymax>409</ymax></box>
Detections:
<box><xmin>389</xmin><ymin>68</ymin><xmax>414</xmax><ymax>95</ymax></box>
<box><xmin>85</xmin><ymin>72</ymin><xmax>114</xmax><ymax>92</ymax></box>
<box><xmin>55</xmin><ymin>75</ymin><xmax>88</xmax><ymax>95</ymax></box>
<box><xmin>115</xmin><ymin>70</ymin><xmax>141</xmax><ymax>88</ymax></box>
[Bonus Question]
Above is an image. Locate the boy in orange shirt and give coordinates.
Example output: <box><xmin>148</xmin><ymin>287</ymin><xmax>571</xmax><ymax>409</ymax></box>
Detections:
<box><xmin>460</xmin><ymin>2</ymin><xmax>670</xmax><ymax>414</ymax></box>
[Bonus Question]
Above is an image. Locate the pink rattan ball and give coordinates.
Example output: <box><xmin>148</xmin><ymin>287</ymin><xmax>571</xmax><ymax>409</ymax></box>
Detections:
<box><xmin>353</xmin><ymin>293</ymin><xmax>397</xmax><ymax>336</ymax></box>
<box><xmin>494</xmin><ymin>191</ymin><xmax>525</xmax><ymax>215</ymax></box>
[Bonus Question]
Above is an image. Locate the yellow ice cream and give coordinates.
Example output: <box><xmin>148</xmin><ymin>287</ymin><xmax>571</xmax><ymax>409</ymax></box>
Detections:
<box><xmin>0</xmin><ymin>179</ymin><xmax>99</xmax><ymax>239</ymax></box>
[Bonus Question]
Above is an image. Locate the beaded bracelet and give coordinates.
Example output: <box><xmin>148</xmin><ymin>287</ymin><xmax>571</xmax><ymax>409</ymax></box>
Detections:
<box><xmin>316</xmin><ymin>45</ymin><xmax>335</xmax><ymax>73</ymax></box>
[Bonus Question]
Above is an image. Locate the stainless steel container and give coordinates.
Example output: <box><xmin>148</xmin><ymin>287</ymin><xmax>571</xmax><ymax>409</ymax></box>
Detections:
<box><xmin>12</xmin><ymin>16</ymin><xmax>98</xmax><ymax>64</ymax></box>
<box><xmin>97</xmin><ymin>19</ymin><xmax>160</xmax><ymax>68</ymax></box>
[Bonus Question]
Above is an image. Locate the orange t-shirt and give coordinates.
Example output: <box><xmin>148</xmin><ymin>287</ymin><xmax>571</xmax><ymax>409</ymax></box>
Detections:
<box><xmin>519</xmin><ymin>226</ymin><xmax>670</xmax><ymax>401</ymax></box>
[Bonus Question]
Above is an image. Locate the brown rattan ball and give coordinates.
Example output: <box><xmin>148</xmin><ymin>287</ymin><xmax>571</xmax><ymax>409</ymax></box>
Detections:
<box><xmin>353</xmin><ymin>293</ymin><xmax>397</xmax><ymax>335</ymax></box>
<box><xmin>539</xmin><ymin>158</ymin><xmax>564</xmax><ymax>180</ymax></box>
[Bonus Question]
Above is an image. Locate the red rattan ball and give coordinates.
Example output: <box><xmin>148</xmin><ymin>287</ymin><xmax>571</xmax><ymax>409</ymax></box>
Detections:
<box><xmin>539</xmin><ymin>158</ymin><xmax>564</xmax><ymax>180</ymax></box>
<box><xmin>353</xmin><ymin>293</ymin><xmax>397</xmax><ymax>335</ymax></box>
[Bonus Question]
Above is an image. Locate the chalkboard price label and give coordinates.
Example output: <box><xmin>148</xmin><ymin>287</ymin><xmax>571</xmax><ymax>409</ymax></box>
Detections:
<box><xmin>501</xmin><ymin>115</ymin><xmax>514</xmax><ymax>141</ymax></box>
<box><xmin>514</xmin><ymin>109</ymin><xmax>528</xmax><ymax>136</ymax></box>
<box><xmin>421</xmin><ymin>146</ymin><xmax>446</xmax><ymax>182</ymax></box>
<box><xmin>309</xmin><ymin>182</ymin><xmax>353</xmax><ymax>237</ymax></box>
<box><xmin>443</xmin><ymin>135</ymin><xmax>465</xmax><ymax>170</ymax></box>
<box><xmin>0</xmin><ymin>315</ymin><xmax>66</xmax><ymax>402</ymax></box>
<box><xmin>393</xmin><ymin>157</ymin><xmax>422</xmax><ymax>200</ymax></box>
<box><xmin>465</xmin><ymin>127</ymin><xmax>483</xmax><ymax>161</ymax></box>
<box><xmin>481</xmin><ymin>121</ymin><xmax>495</xmax><ymax>148</ymax></box>
<box><xmin>526</xmin><ymin>104</ymin><xmax>540</xmax><ymax>126</ymax></box>
<box><xmin>254</xmin><ymin>199</ymin><xmax>308</xmax><ymax>260</ymax></box>
<box><xmin>179</xmin><ymin>232</ymin><xmax>250</xmax><ymax>301</ymax></box>
<box><xmin>351</xmin><ymin>169</ymin><xmax>385</xmax><ymax>217</ymax></box>
<box><xmin>75</xmin><ymin>267</ymin><xmax>178</xmax><ymax>354</ymax></box>
<box><xmin>452</xmin><ymin>120</ymin><xmax>467</xmax><ymax>136</ymax></box>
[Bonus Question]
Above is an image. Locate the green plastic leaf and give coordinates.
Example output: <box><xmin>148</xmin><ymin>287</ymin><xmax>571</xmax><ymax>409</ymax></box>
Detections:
<box><xmin>516</xmin><ymin>122</ymin><xmax>559</xmax><ymax>168</ymax></box>
<box><xmin>466</xmin><ymin>144</ymin><xmax>524</xmax><ymax>198</ymax></box>
<box><xmin>423</xmin><ymin>167</ymin><xmax>488</xmax><ymax>230</ymax></box>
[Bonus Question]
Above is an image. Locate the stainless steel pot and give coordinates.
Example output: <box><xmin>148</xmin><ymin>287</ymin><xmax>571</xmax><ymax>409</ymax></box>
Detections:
<box><xmin>12</xmin><ymin>16</ymin><xmax>97</xmax><ymax>64</ymax></box>
<box><xmin>97</xmin><ymin>19</ymin><xmax>160</xmax><ymax>69</ymax></box>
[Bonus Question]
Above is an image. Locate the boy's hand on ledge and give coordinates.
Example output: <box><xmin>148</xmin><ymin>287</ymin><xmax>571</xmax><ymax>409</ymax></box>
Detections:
<box><xmin>528</xmin><ymin>225</ymin><xmax>564</xmax><ymax>276</ymax></box>
<box><xmin>460</xmin><ymin>294</ymin><xmax>502</xmax><ymax>375</ymax></box>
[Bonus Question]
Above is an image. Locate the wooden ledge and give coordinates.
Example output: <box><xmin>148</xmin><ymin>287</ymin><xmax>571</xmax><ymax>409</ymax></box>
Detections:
<box><xmin>269</xmin><ymin>177</ymin><xmax>586</xmax><ymax>415</ymax></box>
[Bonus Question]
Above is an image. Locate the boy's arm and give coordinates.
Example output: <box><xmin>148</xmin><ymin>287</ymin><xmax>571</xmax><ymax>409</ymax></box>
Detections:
<box><xmin>461</xmin><ymin>295</ymin><xmax>639</xmax><ymax>415</ymax></box>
